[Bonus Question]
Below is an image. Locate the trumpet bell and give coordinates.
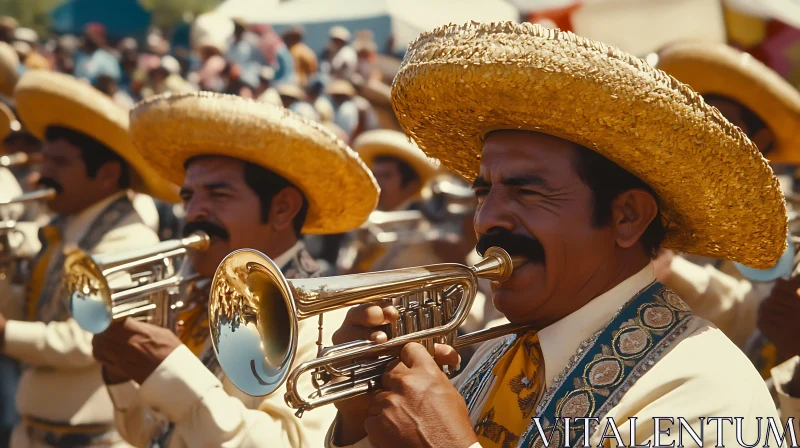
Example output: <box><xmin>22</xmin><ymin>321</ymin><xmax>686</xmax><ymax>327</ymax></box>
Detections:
<box><xmin>66</xmin><ymin>249</ymin><xmax>113</xmax><ymax>334</ymax></box>
<box><xmin>65</xmin><ymin>231</ymin><xmax>210</xmax><ymax>334</ymax></box>
<box><xmin>209</xmin><ymin>249</ymin><xmax>298</xmax><ymax>397</ymax></box>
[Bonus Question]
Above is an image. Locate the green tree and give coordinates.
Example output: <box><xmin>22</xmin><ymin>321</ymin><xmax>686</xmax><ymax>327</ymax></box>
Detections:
<box><xmin>139</xmin><ymin>0</ymin><xmax>222</xmax><ymax>31</ymax></box>
<box><xmin>0</xmin><ymin>0</ymin><xmax>63</xmax><ymax>36</ymax></box>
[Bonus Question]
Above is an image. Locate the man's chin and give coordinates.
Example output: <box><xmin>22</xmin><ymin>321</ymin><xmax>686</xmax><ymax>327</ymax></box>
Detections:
<box><xmin>490</xmin><ymin>262</ymin><xmax>546</xmax><ymax>320</ymax></box>
<box><xmin>189</xmin><ymin>253</ymin><xmax>223</xmax><ymax>280</ymax></box>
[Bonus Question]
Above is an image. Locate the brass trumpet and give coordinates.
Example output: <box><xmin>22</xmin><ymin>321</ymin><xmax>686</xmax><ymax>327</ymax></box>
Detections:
<box><xmin>0</xmin><ymin>152</ymin><xmax>29</xmax><ymax>168</ymax></box>
<box><xmin>0</xmin><ymin>189</ymin><xmax>57</xmax><ymax>277</ymax></box>
<box><xmin>65</xmin><ymin>231</ymin><xmax>210</xmax><ymax>334</ymax></box>
<box><xmin>0</xmin><ymin>188</ymin><xmax>56</xmax><ymax>206</ymax></box>
<box><xmin>337</xmin><ymin>175</ymin><xmax>476</xmax><ymax>273</ymax></box>
<box><xmin>209</xmin><ymin>246</ymin><xmax>526</xmax><ymax>416</ymax></box>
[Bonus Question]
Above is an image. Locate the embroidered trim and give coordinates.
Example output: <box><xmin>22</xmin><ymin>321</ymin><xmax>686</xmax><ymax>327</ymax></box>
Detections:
<box><xmin>517</xmin><ymin>283</ymin><xmax>694</xmax><ymax>447</ymax></box>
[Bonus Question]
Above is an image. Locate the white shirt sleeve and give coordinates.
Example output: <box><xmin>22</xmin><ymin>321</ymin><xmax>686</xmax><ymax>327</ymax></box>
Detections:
<box><xmin>136</xmin><ymin>345</ymin><xmax>327</xmax><ymax>448</ymax></box>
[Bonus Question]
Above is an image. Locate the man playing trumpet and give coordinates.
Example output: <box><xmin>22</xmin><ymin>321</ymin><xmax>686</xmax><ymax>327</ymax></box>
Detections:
<box><xmin>0</xmin><ymin>71</ymin><xmax>178</xmax><ymax>447</ymax></box>
<box><xmin>328</xmin><ymin>23</ymin><xmax>783</xmax><ymax>447</ymax></box>
<box><xmin>90</xmin><ymin>92</ymin><xmax>378</xmax><ymax>447</ymax></box>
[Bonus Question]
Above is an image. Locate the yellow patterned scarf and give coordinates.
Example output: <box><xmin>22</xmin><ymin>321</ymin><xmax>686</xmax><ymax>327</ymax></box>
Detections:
<box><xmin>176</xmin><ymin>304</ymin><xmax>209</xmax><ymax>356</ymax></box>
<box><xmin>475</xmin><ymin>332</ymin><xmax>544</xmax><ymax>448</ymax></box>
<box><xmin>25</xmin><ymin>224</ymin><xmax>61</xmax><ymax>321</ymax></box>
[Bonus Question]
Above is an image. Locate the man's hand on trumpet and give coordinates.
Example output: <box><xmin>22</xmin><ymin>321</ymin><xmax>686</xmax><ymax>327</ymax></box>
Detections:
<box><xmin>92</xmin><ymin>317</ymin><xmax>182</xmax><ymax>385</ymax></box>
<box><xmin>332</xmin><ymin>303</ymin><xmax>464</xmax><ymax>447</ymax></box>
<box><xmin>365</xmin><ymin>342</ymin><xmax>477</xmax><ymax>448</ymax></box>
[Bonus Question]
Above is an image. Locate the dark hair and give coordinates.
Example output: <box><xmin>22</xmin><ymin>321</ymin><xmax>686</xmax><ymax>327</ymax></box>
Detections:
<box><xmin>243</xmin><ymin>162</ymin><xmax>309</xmax><ymax>237</ymax></box>
<box><xmin>45</xmin><ymin>125</ymin><xmax>131</xmax><ymax>188</ymax></box>
<box><xmin>703</xmin><ymin>94</ymin><xmax>774</xmax><ymax>155</ymax></box>
<box><xmin>572</xmin><ymin>144</ymin><xmax>666</xmax><ymax>258</ymax></box>
<box><xmin>184</xmin><ymin>157</ymin><xmax>309</xmax><ymax>236</ymax></box>
<box><xmin>374</xmin><ymin>155</ymin><xmax>419</xmax><ymax>188</ymax></box>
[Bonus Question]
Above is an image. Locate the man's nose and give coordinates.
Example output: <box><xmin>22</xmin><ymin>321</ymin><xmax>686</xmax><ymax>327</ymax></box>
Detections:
<box><xmin>473</xmin><ymin>191</ymin><xmax>516</xmax><ymax>236</ymax></box>
<box><xmin>183</xmin><ymin>197</ymin><xmax>210</xmax><ymax>222</ymax></box>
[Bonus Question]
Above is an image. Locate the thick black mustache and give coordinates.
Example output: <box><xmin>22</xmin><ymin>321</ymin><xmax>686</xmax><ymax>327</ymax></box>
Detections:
<box><xmin>476</xmin><ymin>229</ymin><xmax>545</xmax><ymax>264</ymax></box>
<box><xmin>182</xmin><ymin>220</ymin><xmax>229</xmax><ymax>241</ymax></box>
<box><xmin>37</xmin><ymin>177</ymin><xmax>62</xmax><ymax>194</ymax></box>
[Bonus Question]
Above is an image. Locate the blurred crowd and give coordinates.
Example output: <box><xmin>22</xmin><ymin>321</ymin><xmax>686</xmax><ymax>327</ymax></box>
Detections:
<box><xmin>0</xmin><ymin>15</ymin><xmax>392</xmax><ymax>146</ymax></box>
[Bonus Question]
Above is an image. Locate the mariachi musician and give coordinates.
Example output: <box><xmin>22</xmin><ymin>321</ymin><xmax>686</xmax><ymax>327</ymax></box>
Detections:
<box><xmin>90</xmin><ymin>92</ymin><xmax>379</xmax><ymax>448</ymax></box>
<box><xmin>653</xmin><ymin>41</ymin><xmax>800</xmax><ymax>372</ymax></box>
<box><xmin>0</xmin><ymin>71</ymin><xmax>179</xmax><ymax>447</ymax></box>
<box><xmin>338</xmin><ymin>129</ymin><xmax>441</xmax><ymax>273</ymax></box>
<box><xmin>327</xmin><ymin>22</ymin><xmax>782</xmax><ymax>447</ymax></box>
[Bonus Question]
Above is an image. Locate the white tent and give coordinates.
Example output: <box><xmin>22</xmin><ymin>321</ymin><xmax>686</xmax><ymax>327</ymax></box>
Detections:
<box><xmin>214</xmin><ymin>0</ymin><xmax>520</xmax><ymax>54</ymax></box>
<box><xmin>214</xmin><ymin>0</ymin><xmax>281</xmax><ymax>18</ymax></box>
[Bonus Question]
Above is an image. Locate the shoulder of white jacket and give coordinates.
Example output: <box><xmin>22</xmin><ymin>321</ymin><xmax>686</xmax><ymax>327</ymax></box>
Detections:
<box><xmin>646</xmin><ymin>316</ymin><xmax>773</xmax><ymax>398</ymax></box>
<box><xmin>93</xmin><ymin>220</ymin><xmax>160</xmax><ymax>254</ymax></box>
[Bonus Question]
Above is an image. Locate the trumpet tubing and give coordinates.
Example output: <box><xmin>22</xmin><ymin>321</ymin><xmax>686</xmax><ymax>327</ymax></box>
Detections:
<box><xmin>209</xmin><ymin>246</ymin><xmax>524</xmax><ymax>415</ymax></box>
<box><xmin>66</xmin><ymin>231</ymin><xmax>210</xmax><ymax>334</ymax></box>
<box><xmin>0</xmin><ymin>188</ymin><xmax>56</xmax><ymax>206</ymax></box>
<box><xmin>0</xmin><ymin>152</ymin><xmax>29</xmax><ymax>168</ymax></box>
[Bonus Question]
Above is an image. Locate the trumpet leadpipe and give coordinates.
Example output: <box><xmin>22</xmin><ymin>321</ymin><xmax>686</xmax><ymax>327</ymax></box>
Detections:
<box><xmin>0</xmin><ymin>188</ymin><xmax>56</xmax><ymax>206</ymax></box>
<box><xmin>0</xmin><ymin>152</ymin><xmax>28</xmax><ymax>168</ymax></box>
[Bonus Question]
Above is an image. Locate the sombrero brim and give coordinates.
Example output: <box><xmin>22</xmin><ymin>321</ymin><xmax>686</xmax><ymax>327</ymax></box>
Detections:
<box><xmin>14</xmin><ymin>71</ymin><xmax>179</xmax><ymax>203</ymax></box>
<box><xmin>656</xmin><ymin>41</ymin><xmax>800</xmax><ymax>165</ymax></box>
<box><xmin>129</xmin><ymin>92</ymin><xmax>379</xmax><ymax>235</ymax></box>
<box><xmin>354</xmin><ymin>129</ymin><xmax>439</xmax><ymax>193</ymax></box>
<box><xmin>0</xmin><ymin>102</ymin><xmax>13</xmax><ymax>141</ymax></box>
<box><xmin>392</xmin><ymin>22</ymin><xmax>786</xmax><ymax>269</ymax></box>
<box><xmin>0</xmin><ymin>42</ymin><xmax>18</xmax><ymax>97</ymax></box>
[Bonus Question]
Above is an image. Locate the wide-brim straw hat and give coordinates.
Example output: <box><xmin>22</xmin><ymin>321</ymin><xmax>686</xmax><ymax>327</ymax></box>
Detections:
<box><xmin>0</xmin><ymin>42</ymin><xmax>19</xmax><ymax>97</ymax></box>
<box><xmin>392</xmin><ymin>22</ymin><xmax>786</xmax><ymax>269</ymax></box>
<box><xmin>353</xmin><ymin>129</ymin><xmax>439</xmax><ymax>194</ymax></box>
<box><xmin>129</xmin><ymin>92</ymin><xmax>379</xmax><ymax>234</ymax></box>
<box><xmin>276</xmin><ymin>83</ymin><xmax>306</xmax><ymax>101</ymax></box>
<box><xmin>14</xmin><ymin>71</ymin><xmax>179</xmax><ymax>203</ymax></box>
<box><xmin>326</xmin><ymin>79</ymin><xmax>356</xmax><ymax>98</ymax></box>
<box><xmin>655</xmin><ymin>41</ymin><xmax>800</xmax><ymax>166</ymax></box>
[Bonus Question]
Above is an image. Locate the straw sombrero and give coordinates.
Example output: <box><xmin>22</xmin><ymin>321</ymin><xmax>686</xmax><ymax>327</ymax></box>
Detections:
<box><xmin>14</xmin><ymin>71</ymin><xmax>179</xmax><ymax>202</ymax></box>
<box><xmin>392</xmin><ymin>22</ymin><xmax>786</xmax><ymax>269</ymax></box>
<box><xmin>0</xmin><ymin>42</ymin><xmax>19</xmax><ymax>97</ymax></box>
<box><xmin>129</xmin><ymin>92</ymin><xmax>379</xmax><ymax>234</ymax></box>
<box><xmin>353</xmin><ymin>129</ymin><xmax>439</xmax><ymax>193</ymax></box>
<box><xmin>655</xmin><ymin>41</ymin><xmax>800</xmax><ymax>165</ymax></box>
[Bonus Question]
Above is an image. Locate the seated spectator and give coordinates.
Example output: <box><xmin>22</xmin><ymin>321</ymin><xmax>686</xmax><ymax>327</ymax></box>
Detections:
<box><xmin>94</xmin><ymin>74</ymin><xmax>135</xmax><ymax>109</ymax></box>
<box><xmin>282</xmin><ymin>25</ymin><xmax>317</xmax><ymax>87</ymax></box>
<box><xmin>73</xmin><ymin>23</ymin><xmax>121</xmax><ymax>83</ymax></box>
<box><xmin>321</xmin><ymin>26</ymin><xmax>357</xmax><ymax>80</ymax></box>
<box><xmin>251</xmin><ymin>24</ymin><xmax>296</xmax><ymax>84</ymax></box>
<box><xmin>255</xmin><ymin>67</ymin><xmax>281</xmax><ymax>106</ymax></box>
<box><xmin>12</xmin><ymin>28</ymin><xmax>48</xmax><ymax>70</ymax></box>
<box><xmin>226</xmin><ymin>18</ymin><xmax>263</xmax><ymax>68</ymax></box>
<box><xmin>277</xmin><ymin>82</ymin><xmax>320</xmax><ymax>121</ymax></box>
<box><xmin>325</xmin><ymin>78</ymin><xmax>360</xmax><ymax>137</ymax></box>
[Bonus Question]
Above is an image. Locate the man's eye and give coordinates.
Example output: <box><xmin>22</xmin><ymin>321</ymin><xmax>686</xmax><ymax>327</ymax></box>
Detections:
<box><xmin>518</xmin><ymin>189</ymin><xmax>540</xmax><ymax>197</ymax></box>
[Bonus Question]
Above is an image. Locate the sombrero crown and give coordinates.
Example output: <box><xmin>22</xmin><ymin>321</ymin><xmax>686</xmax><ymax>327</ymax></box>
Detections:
<box><xmin>655</xmin><ymin>41</ymin><xmax>800</xmax><ymax>165</ymax></box>
<box><xmin>14</xmin><ymin>71</ymin><xmax>179</xmax><ymax>202</ymax></box>
<box><xmin>392</xmin><ymin>22</ymin><xmax>786</xmax><ymax>269</ymax></box>
<box><xmin>129</xmin><ymin>92</ymin><xmax>379</xmax><ymax>234</ymax></box>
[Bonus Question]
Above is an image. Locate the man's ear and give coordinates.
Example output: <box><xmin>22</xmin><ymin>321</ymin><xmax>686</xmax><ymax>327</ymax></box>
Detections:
<box><xmin>94</xmin><ymin>161</ymin><xmax>124</xmax><ymax>190</ymax></box>
<box><xmin>610</xmin><ymin>189</ymin><xmax>658</xmax><ymax>249</ymax></box>
<box><xmin>267</xmin><ymin>186</ymin><xmax>304</xmax><ymax>231</ymax></box>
